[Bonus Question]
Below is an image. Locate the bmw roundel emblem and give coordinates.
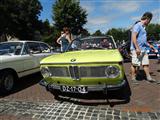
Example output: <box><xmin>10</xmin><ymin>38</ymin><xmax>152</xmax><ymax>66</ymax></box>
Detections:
<box><xmin>71</xmin><ymin>58</ymin><xmax>76</xmax><ymax>62</ymax></box>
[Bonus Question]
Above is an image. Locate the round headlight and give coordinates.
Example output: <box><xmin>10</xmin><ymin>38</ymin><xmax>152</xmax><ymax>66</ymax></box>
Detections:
<box><xmin>105</xmin><ymin>66</ymin><xmax>120</xmax><ymax>78</ymax></box>
<box><xmin>40</xmin><ymin>67</ymin><xmax>51</xmax><ymax>78</ymax></box>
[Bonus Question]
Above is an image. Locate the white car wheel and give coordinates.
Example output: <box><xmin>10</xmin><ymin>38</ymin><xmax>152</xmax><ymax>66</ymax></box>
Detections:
<box><xmin>4</xmin><ymin>74</ymin><xmax>14</xmax><ymax>91</ymax></box>
<box><xmin>0</xmin><ymin>71</ymin><xmax>15</xmax><ymax>93</ymax></box>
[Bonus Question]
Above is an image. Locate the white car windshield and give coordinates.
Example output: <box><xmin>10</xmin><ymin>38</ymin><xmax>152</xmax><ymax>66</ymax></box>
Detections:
<box><xmin>0</xmin><ymin>42</ymin><xmax>23</xmax><ymax>55</ymax></box>
<box><xmin>67</xmin><ymin>36</ymin><xmax>116</xmax><ymax>51</ymax></box>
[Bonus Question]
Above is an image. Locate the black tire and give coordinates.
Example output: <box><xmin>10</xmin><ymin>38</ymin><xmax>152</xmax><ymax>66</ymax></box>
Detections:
<box><xmin>51</xmin><ymin>90</ymin><xmax>60</xmax><ymax>100</ymax></box>
<box><xmin>120</xmin><ymin>78</ymin><xmax>131</xmax><ymax>101</ymax></box>
<box><xmin>0</xmin><ymin>70</ymin><xmax>15</xmax><ymax>94</ymax></box>
<box><xmin>106</xmin><ymin>76</ymin><xmax>131</xmax><ymax>102</ymax></box>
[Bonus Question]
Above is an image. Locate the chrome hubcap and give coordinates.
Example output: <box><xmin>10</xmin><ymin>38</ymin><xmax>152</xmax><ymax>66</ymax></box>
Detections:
<box><xmin>4</xmin><ymin>74</ymin><xmax>14</xmax><ymax>91</ymax></box>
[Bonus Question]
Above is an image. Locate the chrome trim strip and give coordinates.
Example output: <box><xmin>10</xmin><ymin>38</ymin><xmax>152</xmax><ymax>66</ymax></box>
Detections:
<box><xmin>69</xmin><ymin>66</ymin><xmax>80</xmax><ymax>80</ymax></box>
<box><xmin>40</xmin><ymin>61</ymin><xmax>123</xmax><ymax>65</ymax></box>
<box><xmin>39</xmin><ymin>79</ymin><xmax>126</xmax><ymax>92</ymax></box>
<box><xmin>17</xmin><ymin>67</ymin><xmax>39</xmax><ymax>73</ymax></box>
<box><xmin>45</xmin><ymin>65</ymin><xmax>122</xmax><ymax>78</ymax></box>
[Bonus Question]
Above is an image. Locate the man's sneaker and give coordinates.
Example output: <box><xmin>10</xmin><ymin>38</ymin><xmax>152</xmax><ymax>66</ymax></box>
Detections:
<box><xmin>132</xmin><ymin>78</ymin><xmax>139</xmax><ymax>85</ymax></box>
<box><xmin>146</xmin><ymin>77</ymin><xmax>156</xmax><ymax>82</ymax></box>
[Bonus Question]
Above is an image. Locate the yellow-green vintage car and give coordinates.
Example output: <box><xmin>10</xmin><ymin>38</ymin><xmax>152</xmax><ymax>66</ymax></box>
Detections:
<box><xmin>40</xmin><ymin>36</ymin><xmax>128</xmax><ymax>97</ymax></box>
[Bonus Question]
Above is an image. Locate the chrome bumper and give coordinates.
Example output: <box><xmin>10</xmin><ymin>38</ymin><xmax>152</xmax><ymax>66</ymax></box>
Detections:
<box><xmin>39</xmin><ymin>79</ymin><xmax>127</xmax><ymax>93</ymax></box>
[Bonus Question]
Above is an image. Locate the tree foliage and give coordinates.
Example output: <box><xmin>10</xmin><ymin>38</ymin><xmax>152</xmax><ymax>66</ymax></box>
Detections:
<box><xmin>146</xmin><ymin>23</ymin><xmax>160</xmax><ymax>41</ymax></box>
<box><xmin>106</xmin><ymin>23</ymin><xmax>160</xmax><ymax>43</ymax></box>
<box><xmin>92</xmin><ymin>30</ymin><xmax>104</xmax><ymax>36</ymax></box>
<box><xmin>106</xmin><ymin>28</ymin><xmax>128</xmax><ymax>42</ymax></box>
<box><xmin>81</xmin><ymin>28</ymin><xmax>90</xmax><ymax>37</ymax></box>
<box><xmin>52</xmin><ymin>0</ymin><xmax>87</xmax><ymax>35</ymax></box>
<box><xmin>0</xmin><ymin>0</ymin><xmax>42</xmax><ymax>40</ymax></box>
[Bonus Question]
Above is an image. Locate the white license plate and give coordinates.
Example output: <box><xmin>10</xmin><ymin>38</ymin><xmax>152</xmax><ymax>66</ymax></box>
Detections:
<box><xmin>60</xmin><ymin>86</ymin><xmax>88</xmax><ymax>93</ymax></box>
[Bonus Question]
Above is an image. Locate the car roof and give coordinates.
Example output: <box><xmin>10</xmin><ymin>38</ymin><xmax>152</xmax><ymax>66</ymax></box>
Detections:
<box><xmin>80</xmin><ymin>36</ymin><xmax>112</xmax><ymax>40</ymax></box>
<box><xmin>0</xmin><ymin>40</ymin><xmax>46</xmax><ymax>44</ymax></box>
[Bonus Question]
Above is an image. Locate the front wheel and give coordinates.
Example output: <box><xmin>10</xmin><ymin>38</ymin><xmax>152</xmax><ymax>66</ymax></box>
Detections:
<box><xmin>0</xmin><ymin>71</ymin><xmax>15</xmax><ymax>94</ymax></box>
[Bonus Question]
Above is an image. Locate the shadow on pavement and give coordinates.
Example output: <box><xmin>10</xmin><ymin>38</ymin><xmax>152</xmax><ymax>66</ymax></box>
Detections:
<box><xmin>136</xmin><ymin>70</ymin><xmax>146</xmax><ymax>81</ymax></box>
<box><xmin>136</xmin><ymin>70</ymin><xmax>157</xmax><ymax>81</ymax></box>
<box><xmin>52</xmin><ymin>80</ymin><xmax>132</xmax><ymax>107</ymax></box>
<box><xmin>0</xmin><ymin>72</ymin><xmax>42</xmax><ymax>97</ymax></box>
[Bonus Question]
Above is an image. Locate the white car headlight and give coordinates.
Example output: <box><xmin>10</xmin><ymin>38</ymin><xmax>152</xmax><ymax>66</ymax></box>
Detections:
<box><xmin>40</xmin><ymin>67</ymin><xmax>51</xmax><ymax>78</ymax></box>
<box><xmin>105</xmin><ymin>66</ymin><xmax>120</xmax><ymax>78</ymax></box>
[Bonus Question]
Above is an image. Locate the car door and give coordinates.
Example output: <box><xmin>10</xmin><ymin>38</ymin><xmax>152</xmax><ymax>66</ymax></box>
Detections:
<box><xmin>19</xmin><ymin>42</ymin><xmax>40</xmax><ymax>76</ymax></box>
<box><xmin>32</xmin><ymin>42</ymin><xmax>53</xmax><ymax>64</ymax></box>
<box><xmin>26</xmin><ymin>42</ymin><xmax>52</xmax><ymax>66</ymax></box>
<box><xmin>26</xmin><ymin>42</ymin><xmax>42</xmax><ymax>67</ymax></box>
<box><xmin>39</xmin><ymin>42</ymin><xmax>53</xmax><ymax>58</ymax></box>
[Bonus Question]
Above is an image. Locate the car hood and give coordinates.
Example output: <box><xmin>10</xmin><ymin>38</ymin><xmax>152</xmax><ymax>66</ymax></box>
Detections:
<box><xmin>40</xmin><ymin>49</ymin><xmax>123</xmax><ymax>64</ymax></box>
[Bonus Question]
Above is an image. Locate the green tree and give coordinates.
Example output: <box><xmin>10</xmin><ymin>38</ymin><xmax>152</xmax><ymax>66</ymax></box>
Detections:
<box><xmin>52</xmin><ymin>0</ymin><xmax>87</xmax><ymax>35</ymax></box>
<box><xmin>146</xmin><ymin>23</ymin><xmax>160</xmax><ymax>41</ymax></box>
<box><xmin>81</xmin><ymin>28</ymin><xmax>90</xmax><ymax>37</ymax></box>
<box><xmin>92</xmin><ymin>30</ymin><xmax>103</xmax><ymax>36</ymax></box>
<box><xmin>41</xmin><ymin>19</ymin><xmax>51</xmax><ymax>36</ymax></box>
<box><xmin>42</xmin><ymin>26</ymin><xmax>59</xmax><ymax>46</ymax></box>
<box><xmin>0</xmin><ymin>0</ymin><xmax>42</xmax><ymax>40</ymax></box>
<box><xmin>106</xmin><ymin>23</ymin><xmax>160</xmax><ymax>43</ymax></box>
<box><xmin>106</xmin><ymin>28</ymin><xmax>128</xmax><ymax>42</ymax></box>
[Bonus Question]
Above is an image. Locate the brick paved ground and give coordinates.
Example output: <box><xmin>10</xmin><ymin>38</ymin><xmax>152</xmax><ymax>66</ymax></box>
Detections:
<box><xmin>0</xmin><ymin>99</ymin><xmax>160</xmax><ymax>120</ymax></box>
<box><xmin>116</xmin><ymin>59</ymin><xmax>160</xmax><ymax>112</ymax></box>
<box><xmin>0</xmin><ymin>59</ymin><xmax>159</xmax><ymax>120</ymax></box>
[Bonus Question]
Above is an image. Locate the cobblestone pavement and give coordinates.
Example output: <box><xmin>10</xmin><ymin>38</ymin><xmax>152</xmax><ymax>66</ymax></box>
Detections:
<box><xmin>0</xmin><ymin>59</ymin><xmax>160</xmax><ymax>120</ymax></box>
<box><xmin>0</xmin><ymin>99</ymin><xmax>160</xmax><ymax>120</ymax></box>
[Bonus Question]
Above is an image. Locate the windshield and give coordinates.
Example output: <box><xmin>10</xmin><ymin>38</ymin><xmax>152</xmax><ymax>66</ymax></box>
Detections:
<box><xmin>0</xmin><ymin>42</ymin><xmax>23</xmax><ymax>55</ymax></box>
<box><xmin>68</xmin><ymin>36</ymin><xmax>116</xmax><ymax>51</ymax></box>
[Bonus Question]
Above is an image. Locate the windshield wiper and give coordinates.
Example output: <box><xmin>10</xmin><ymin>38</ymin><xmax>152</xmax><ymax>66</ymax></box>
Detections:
<box><xmin>85</xmin><ymin>46</ymin><xmax>104</xmax><ymax>49</ymax></box>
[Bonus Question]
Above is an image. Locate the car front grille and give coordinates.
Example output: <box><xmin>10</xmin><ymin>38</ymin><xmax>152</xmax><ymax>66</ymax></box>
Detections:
<box><xmin>69</xmin><ymin>66</ymin><xmax>80</xmax><ymax>80</ymax></box>
<box><xmin>48</xmin><ymin>66</ymin><xmax>108</xmax><ymax>79</ymax></box>
<box><xmin>80</xmin><ymin>66</ymin><xmax>106</xmax><ymax>77</ymax></box>
<box><xmin>48</xmin><ymin>67</ymin><xmax>69</xmax><ymax>77</ymax></box>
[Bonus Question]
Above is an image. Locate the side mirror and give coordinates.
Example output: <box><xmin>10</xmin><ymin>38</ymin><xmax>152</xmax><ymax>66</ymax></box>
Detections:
<box><xmin>29</xmin><ymin>50</ymin><xmax>34</xmax><ymax>55</ymax></box>
<box><xmin>50</xmin><ymin>46</ymin><xmax>54</xmax><ymax>50</ymax></box>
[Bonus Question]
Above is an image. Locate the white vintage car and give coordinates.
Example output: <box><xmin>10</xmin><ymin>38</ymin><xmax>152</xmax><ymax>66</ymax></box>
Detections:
<box><xmin>0</xmin><ymin>41</ymin><xmax>54</xmax><ymax>93</ymax></box>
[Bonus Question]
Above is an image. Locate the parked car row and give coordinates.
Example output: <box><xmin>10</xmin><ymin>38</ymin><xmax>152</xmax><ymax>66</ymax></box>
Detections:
<box><xmin>118</xmin><ymin>40</ymin><xmax>160</xmax><ymax>61</ymax></box>
<box><xmin>1</xmin><ymin>38</ymin><xmax>158</xmax><ymax>98</ymax></box>
<box><xmin>0</xmin><ymin>41</ymin><xmax>54</xmax><ymax>93</ymax></box>
<box><xmin>146</xmin><ymin>41</ymin><xmax>160</xmax><ymax>59</ymax></box>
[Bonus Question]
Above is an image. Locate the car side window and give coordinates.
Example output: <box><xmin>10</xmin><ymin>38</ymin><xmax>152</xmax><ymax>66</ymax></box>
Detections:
<box><xmin>27</xmin><ymin>42</ymin><xmax>41</xmax><ymax>54</ymax></box>
<box><xmin>40</xmin><ymin>43</ymin><xmax>51</xmax><ymax>53</ymax></box>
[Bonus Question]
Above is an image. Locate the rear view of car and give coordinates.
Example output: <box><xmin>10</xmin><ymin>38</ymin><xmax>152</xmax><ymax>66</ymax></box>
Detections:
<box><xmin>146</xmin><ymin>41</ymin><xmax>160</xmax><ymax>59</ymax></box>
<box><xmin>156</xmin><ymin>41</ymin><xmax>160</xmax><ymax>59</ymax></box>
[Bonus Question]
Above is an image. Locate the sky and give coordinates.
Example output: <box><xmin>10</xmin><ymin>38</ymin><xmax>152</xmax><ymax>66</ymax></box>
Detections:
<box><xmin>39</xmin><ymin>0</ymin><xmax>160</xmax><ymax>34</ymax></box>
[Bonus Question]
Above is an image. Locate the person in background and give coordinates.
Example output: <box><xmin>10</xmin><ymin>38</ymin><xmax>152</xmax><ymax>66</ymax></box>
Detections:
<box><xmin>130</xmin><ymin>12</ymin><xmax>157</xmax><ymax>84</ymax></box>
<box><xmin>100</xmin><ymin>38</ymin><xmax>109</xmax><ymax>48</ymax></box>
<box><xmin>57</xmin><ymin>31</ymin><xmax>65</xmax><ymax>52</ymax></box>
<box><xmin>57</xmin><ymin>27</ymin><xmax>73</xmax><ymax>52</ymax></box>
